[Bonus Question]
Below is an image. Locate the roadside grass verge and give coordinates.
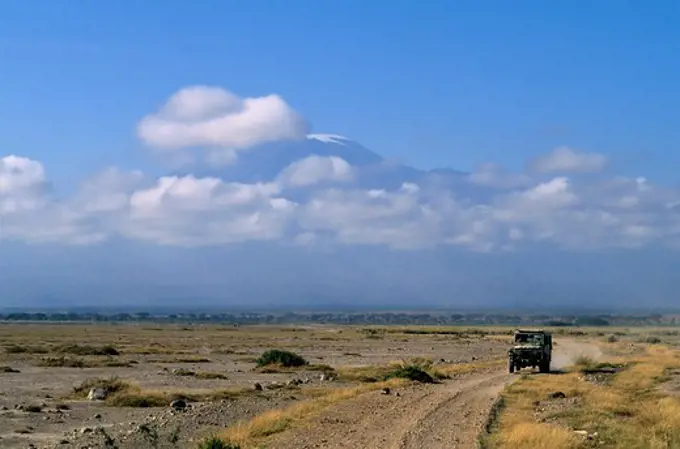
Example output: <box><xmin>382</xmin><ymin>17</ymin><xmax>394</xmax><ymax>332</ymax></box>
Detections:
<box><xmin>485</xmin><ymin>344</ymin><xmax>680</xmax><ymax>449</ymax></box>
<box><xmin>218</xmin><ymin>378</ymin><xmax>405</xmax><ymax>448</ymax></box>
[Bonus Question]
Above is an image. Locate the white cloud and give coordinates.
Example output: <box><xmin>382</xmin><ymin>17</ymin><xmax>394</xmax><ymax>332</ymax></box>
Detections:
<box><xmin>4</xmin><ymin>141</ymin><xmax>680</xmax><ymax>252</ymax></box>
<box><xmin>468</xmin><ymin>163</ymin><xmax>532</xmax><ymax>189</ymax></box>
<box><xmin>137</xmin><ymin>86</ymin><xmax>309</xmax><ymax>151</ymax></box>
<box><xmin>121</xmin><ymin>175</ymin><xmax>291</xmax><ymax>246</ymax></box>
<box><xmin>529</xmin><ymin>146</ymin><xmax>608</xmax><ymax>173</ymax></box>
<box><xmin>0</xmin><ymin>156</ymin><xmax>105</xmax><ymax>244</ymax></box>
<box><xmin>277</xmin><ymin>155</ymin><xmax>353</xmax><ymax>187</ymax></box>
<box><xmin>0</xmin><ymin>155</ymin><xmax>46</xmax><ymax>196</ymax></box>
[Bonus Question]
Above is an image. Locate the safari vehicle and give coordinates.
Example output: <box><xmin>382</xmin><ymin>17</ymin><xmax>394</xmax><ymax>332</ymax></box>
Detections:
<box><xmin>508</xmin><ymin>329</ymin><xmax>552</xmax><ymax>373</ymax></box>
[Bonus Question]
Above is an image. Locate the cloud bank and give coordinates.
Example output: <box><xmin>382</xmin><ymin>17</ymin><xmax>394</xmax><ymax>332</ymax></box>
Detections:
<box><xmin>3</xmin><ymin>85</ymin><xmax>679</xmax><ymax>253</ymax></box>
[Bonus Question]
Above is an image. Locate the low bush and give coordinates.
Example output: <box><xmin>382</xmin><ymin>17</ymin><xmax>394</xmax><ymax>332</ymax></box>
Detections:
<box><xmin>385</xmin><ymin>364</ymin><xmax>435</xmax><ymax>384</ymax></box>
<box><xmin>256</xmin><ymin>349</ymin><xmax>308</xmax><ymax>368</ymax></box>
<box><xmin>197</xmin><ymin>437</ymin><xmax>240</xmax><ymax>449</ymax></box>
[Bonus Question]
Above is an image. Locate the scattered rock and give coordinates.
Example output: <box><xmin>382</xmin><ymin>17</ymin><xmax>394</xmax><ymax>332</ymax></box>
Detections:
<box><xmin>170</xmin><ymin>399</ymin><xmax>187</xmax><ymax>411</ymax></box>
<box><xmin>80</xmin><ymin>427</ymin><xmax>93</xmax><ymax>434</ymax></box>
<box><xmin>87</xmin><ymin>388</ymin><xmax>107</xmax><ymax>401</ymax></box>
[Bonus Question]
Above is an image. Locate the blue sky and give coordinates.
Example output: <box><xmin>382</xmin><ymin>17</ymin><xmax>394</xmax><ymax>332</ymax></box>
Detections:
<box><xmin>1</xmin><ymin>1</ymin><xmax>680</xmax><ymax>308</ymax></box>
<box><xmin>3</xmin><ymin>1</ymin><xmax>679</xmax><ymax>181</ymax></box>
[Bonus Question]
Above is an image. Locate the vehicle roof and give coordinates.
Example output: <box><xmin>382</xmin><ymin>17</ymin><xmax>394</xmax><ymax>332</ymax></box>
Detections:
<box><xmin>514</xmin><ymin>329</ymin><xmax>550</xmax><ymax>334</ymax></box>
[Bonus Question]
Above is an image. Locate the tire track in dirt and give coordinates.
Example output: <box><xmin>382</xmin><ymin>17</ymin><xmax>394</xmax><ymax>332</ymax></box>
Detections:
<box><xmin>398</xmin><ymin>373</ymin><xmax>509</xmax><ymax>449</ymax></box>
<box><xmin>268</xmin><ymin>370</ymin><xmax>512</xmax><ymax>449</ymax></box>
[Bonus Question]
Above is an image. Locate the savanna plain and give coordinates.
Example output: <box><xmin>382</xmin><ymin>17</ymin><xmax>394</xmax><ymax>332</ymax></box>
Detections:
<box><xmin>1</xmin><ymin>322</ymin><xmax>680</xmax><ymax>449</ymax></box>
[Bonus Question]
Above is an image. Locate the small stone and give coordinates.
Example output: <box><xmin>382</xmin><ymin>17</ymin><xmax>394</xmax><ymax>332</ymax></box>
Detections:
<box><xmin>253</xmin><ymin>383</ymin><xmax>263</xmax><ymax>391</ymax></box>
<box><xmin>170</xmin><ymin>399</ymin><xmax>187</xmax><ymax>411</ymax></box>
<box><xmin>381</xmin><ymin>388</ymin><xmax>391</xmax><ymax>395</ymax></box>
<box><xmin>87</xmin><ymin>388</ymin><xmax>107</xmax><ymax>401</ymax></box>
<box><xmin>80</xmin><ymin>427</ymin><xmax>93</xmax><ymax>434</ymax></box>
<box><xmin>94</xmin><ymin>413</ymin><xmax>102</xmax><ymax>419</ymax></box>
<box><xmin>550</xmin><ymin>391</ymin><xmax>567</xmax><ymax>399</ymax></box>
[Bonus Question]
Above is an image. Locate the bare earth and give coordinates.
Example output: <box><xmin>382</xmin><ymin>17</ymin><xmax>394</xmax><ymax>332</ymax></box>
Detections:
<box><xmin>0</xmin><ymin>323</ymin><xmax>511</xmax><ymax>449</ymax></box>
<box><xmin>269</xmin><ymin>370</ymin><xmax>511</xmax><ymax>449</ymax></box>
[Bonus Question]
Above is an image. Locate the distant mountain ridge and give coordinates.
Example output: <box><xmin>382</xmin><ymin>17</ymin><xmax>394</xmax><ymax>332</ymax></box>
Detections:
<box><xmin>177</xmin><ymin>134</ymin><xmax>468</xmax><ymax>190</ymax></box>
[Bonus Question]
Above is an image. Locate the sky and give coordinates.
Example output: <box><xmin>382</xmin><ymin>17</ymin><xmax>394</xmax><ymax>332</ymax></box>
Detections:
<box><xmin>1</xmin><ymin>1</ymin><xmax>680</xmax><ymax>310</ymax></box>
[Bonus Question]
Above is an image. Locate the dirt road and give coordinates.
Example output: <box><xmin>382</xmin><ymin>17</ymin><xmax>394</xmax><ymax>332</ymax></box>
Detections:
<box><xmin>268</xmin><ymin>371</ymin><xmax>512</xmax><ymax>449</ymax></box>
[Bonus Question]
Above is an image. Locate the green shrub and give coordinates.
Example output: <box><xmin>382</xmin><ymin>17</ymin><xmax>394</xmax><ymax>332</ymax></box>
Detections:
<box><xmin>197</xmin><ymin>437</ymin><xmax>240</xmax><ymax>449</ymax></box>
<box><xmin>385</xmin><ymin>364</ymin><xmax>435</xmax><ymax>383</ymax></box>
<box><xmin>256</xmin><ymin>349</ymin><xmax>307</xmax><ymax>368</ymax></box>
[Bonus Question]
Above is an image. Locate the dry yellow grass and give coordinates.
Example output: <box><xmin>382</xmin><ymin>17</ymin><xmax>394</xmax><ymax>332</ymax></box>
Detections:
<box><xmin>219</xmin><ymin>378</ymin><xmax>405</xmax><ymax>448</ymax></box>
<box><xmin>486</xmin><ymin>344</ymin><xmax>680</xmax><ymax>449</ymax></box>
<box><xmin>500</xmin><ymin>422</ymin><xmax>579</xmax><ymax>449</ymax></box>
<box><xmin>433</xmin><ymin>358</ymin><xmax>505</xmax><ymax>377</ymax></box>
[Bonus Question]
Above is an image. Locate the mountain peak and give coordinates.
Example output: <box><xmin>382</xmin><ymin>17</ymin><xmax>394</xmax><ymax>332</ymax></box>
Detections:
<box><xmin>306</xmin><ymin>134</ymin><xmax>351</xmax><ymax>146</ymax></box>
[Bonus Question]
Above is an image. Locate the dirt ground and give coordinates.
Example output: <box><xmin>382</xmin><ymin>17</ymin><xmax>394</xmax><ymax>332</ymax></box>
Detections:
<box><xmin>0</xmin><ymin>323</ymin><xmax>511</xmax><ymax>449</ymax></box>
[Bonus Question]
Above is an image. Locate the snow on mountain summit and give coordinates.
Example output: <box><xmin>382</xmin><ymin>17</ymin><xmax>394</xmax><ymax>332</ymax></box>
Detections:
<box><xmin>307</xmin><ymin>134</ymin><xmax>350</xmax><ymax>146</ymax></box>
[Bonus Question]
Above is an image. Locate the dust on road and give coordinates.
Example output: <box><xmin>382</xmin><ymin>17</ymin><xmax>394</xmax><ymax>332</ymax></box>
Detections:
<box><xmin>551</xmin><ymin>339</ymin><xmax>603</xmax><ymax>370</ymax></box>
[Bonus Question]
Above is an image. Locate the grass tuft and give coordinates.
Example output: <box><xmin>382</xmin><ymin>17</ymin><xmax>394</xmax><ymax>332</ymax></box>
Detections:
<box><xmin>0</xmin><ymin>365</ymin><xmax>20</xmax><ymax>373</ymax></box>
<box><xmin>55</xmin><ymin>344</ymin><xmax>120</xmax><ymax>356</ymax></box>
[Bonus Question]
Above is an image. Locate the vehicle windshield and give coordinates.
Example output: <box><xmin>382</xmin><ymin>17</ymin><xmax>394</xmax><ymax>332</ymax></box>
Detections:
<box><xmin>515</xmin><ymin>333</ymin><xmax>543</xmax><ymax>345</ymax></box>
